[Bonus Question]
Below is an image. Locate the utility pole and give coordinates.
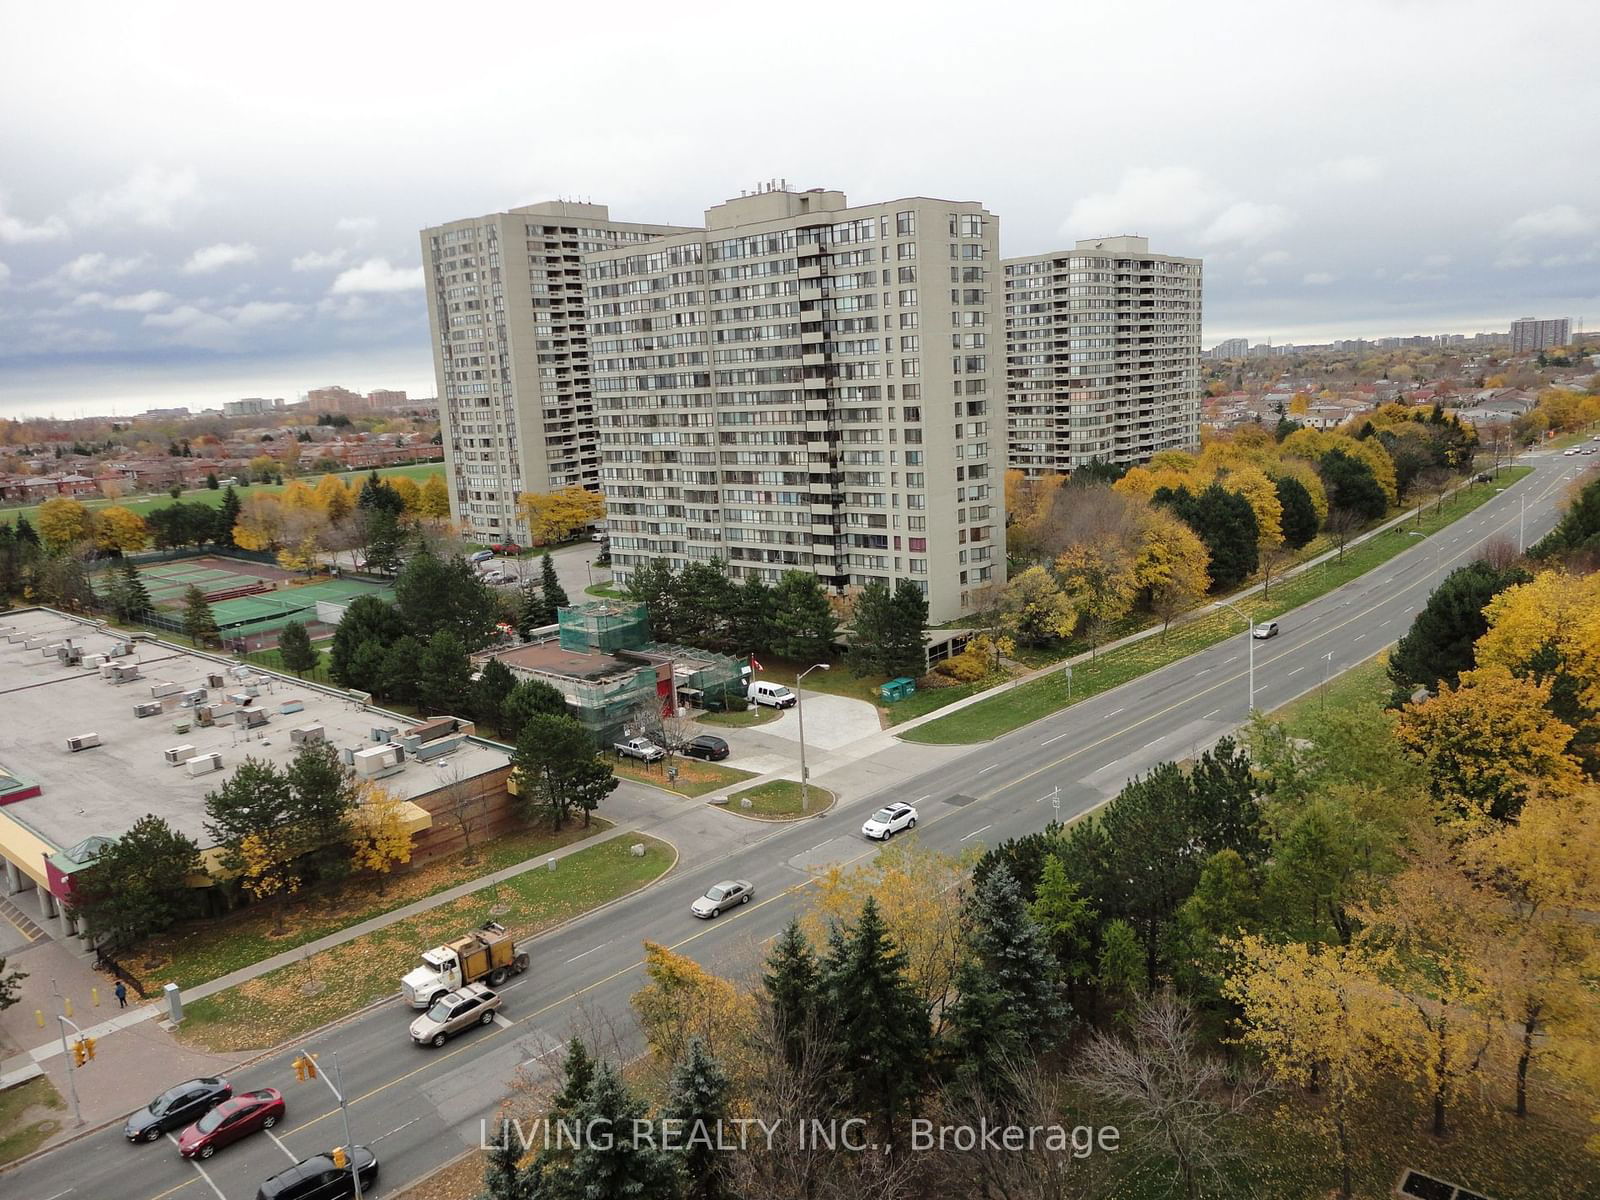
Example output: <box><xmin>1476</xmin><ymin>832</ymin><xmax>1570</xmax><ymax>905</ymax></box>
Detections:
<box><xmin>795</xmin><ymin>663</ymin><xmax>829</xmax><ymax>812</ymax></box>
<box><xmin>1519</xmin><ymin>493</ymin><xmax>1526</xmax><ymax>553</ymax></box>
<box><xmin>295</xmin><ymin>1049</ymin><xmax>363</xmax><ymax>1200</ymax></box>
<box><xmin>1218</xmin><ymin>602</ymin><xmax>1255</xmax><ymax>715</ymax></box>
<box><xmin>1322</xmin><ymin>652</ymin><xmax>1333</xmax><ymax>709</ymax></box>
<box><xmin>51</xmin><ymin>979</ymin><xmax>83</xmax><ymax>1127</ymax></box>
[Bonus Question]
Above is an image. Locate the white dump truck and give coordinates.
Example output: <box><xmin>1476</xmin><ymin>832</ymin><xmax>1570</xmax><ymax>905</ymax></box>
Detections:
<box><xmin>401</xmin><ymin>920</ymin><xmax>530</xmax><ymax>1008</ymax></box>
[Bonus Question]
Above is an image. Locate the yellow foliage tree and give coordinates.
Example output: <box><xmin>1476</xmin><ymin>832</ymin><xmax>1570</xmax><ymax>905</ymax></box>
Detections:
<box><xmin>1136</xmin><ymin>508</ymin><xmax>1210</xmax><ymax>631</ymax></box>
<box><xmin>998</xmin><ymin>564</ymin><xmax>1077</xmax><ymax>646</ymax></box>
<box><xmin>236</xmin><ymin>830</ymin><xmax>301</xmax><ymax>936</ymax></box>
<box><xmin>802</xmin><ymin>841</ymin><xmax>976</xmax><ymax>1034</ymax></box>
<box><xmin>1476</xmin><ymin>571</ymin><xmax>1600</xmax><ymax>714</ymax></box>
<box><xmin>1289</xmin><ymin>391</ymin><xmax>1312</xmax><ymax>415</ymax></box>
<box><xmin>313</xmin><ymin>473</ymin><xmax>354</xmax><ymax>523</ymax></box>
<box><xmin>418</xmin><ymin>474</ymin><xmax>451</xmax><ymax>522</ymax></box>
<box><xmin>389</xmin><ymin>475</ymin><xmax>422</xmax><ymax>513</ymax></box>
<box><xmin>232</xmin><ymin>493</ymin><xmax>286</xmax><ymax>551</ymax></box>
<box><xmin>631</xmin><ymin>942</ymin><xmax>753</xmax><ymax>1071</ymax></box>
<box><xmin>1395</xmin><ymin>664</ymin><xmax>1583</xmax><ymax>823</ymax></box>
<box><xmin>279</xmin><ymin>479</ymin><xmax>318</xmax><ymax>511</ymax></box>
<box><xmin>36</xmin><ymin>497</ymin><xmax>94</xmax><ymax>550</ymax></box>
<box><xmin>518</xmin><ymin>486</ymin><xmax>606</xmax><ymax>545</ymax></box>
<box><xmin>1003</xmin><ymin>469</ymin><xmax>1063</xmax><ymax>556</ymax></box>
<box><xmin>349</xmin><ymin>782</ymin><xmax>413</xmax><ymax>897</ymax></box>
<box><xmin>1218</xmin><ymin>465</ymin><xmax>1284</xmax><ymax>549</ymax></box>
<box><xmin>94</xmin><ymin>506</ymin><xmax>148</xmax><ymax>553</ymax></box>
<box><xmin>1224</xmin><ymin>936</ymin><xmax>1401</xmax><ymax>1200</ymax></box>
<box><xmin>1055</xmin><ymin>535</ymin><xmax>1138</xmax><ymax>645</ymax></box>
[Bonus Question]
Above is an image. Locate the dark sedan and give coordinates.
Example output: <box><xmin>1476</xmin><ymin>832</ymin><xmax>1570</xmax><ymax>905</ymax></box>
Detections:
<box><xmin>177</xmin><ymin>1088</ymin><xmax>284</xmax><ymax>1159</ymax></box>
<box><xmin>680</xmin><ymin>734</ymin><xmax>730</xmax><ymax>761</ymax></box>
<box><xmin>125</xmin><ymin>1077</ymin><xmax>232</xmax><ymax>1143</ymax></box>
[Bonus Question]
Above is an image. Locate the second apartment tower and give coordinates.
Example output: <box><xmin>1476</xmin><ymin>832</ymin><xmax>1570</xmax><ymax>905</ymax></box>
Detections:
<box><xmin>585</xmin><ymin>187</ymin><xmax>1004</xmax><ymax>623</ymax></box>
<box><xmin>421</xmin><ymin>202</ymin><xmax>695</xmax><ymax>543</ymax></box>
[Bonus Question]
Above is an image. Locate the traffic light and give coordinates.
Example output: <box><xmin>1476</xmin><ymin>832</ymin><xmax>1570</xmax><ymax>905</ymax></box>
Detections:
<box><xmin>331</xmin><ymin>1146</ymin><xmax>348</xmax><ymax>1169</ymax></box>
<box><xmin>83</xmin><ymin>1035</ymin><xmax>96</xmax><ymax>1061</ymax></box>
<box><xmin>304</xmin><ymin>1053</ymin><xmax>318</xmax><ymax>1079</ymax></box>
<box><xmin>293</xmin><ymin>1053</ymin><xmax>319</xmax><ymax>1081</ymax></box>
<box><xmin>71</xmin><ymin>1040</ymin><xmax>86</xmax><ymax>1067</ymax></box>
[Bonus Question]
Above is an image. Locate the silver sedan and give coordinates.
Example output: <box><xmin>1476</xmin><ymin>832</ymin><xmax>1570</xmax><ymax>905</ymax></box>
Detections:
<box><xmin>691</xmin><ymin>879</ymin><xmax>753</xmax><ymax>918</ymax></box>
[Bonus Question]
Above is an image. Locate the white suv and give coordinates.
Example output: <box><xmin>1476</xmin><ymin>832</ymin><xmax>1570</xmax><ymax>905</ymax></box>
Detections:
<box><xmin>862</xmin><ymin>802</ymin><xmax>918</xmax><ymax>840</ymax></box>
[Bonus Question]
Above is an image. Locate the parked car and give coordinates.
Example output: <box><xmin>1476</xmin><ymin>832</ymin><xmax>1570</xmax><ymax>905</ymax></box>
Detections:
<box><xmin>409</xmin><ymin>983</ymin><xmax>502</xmax><ymax>1047</ymax></box>
<box><xmin>748</xmin><ymin>681</ymin><xmax>798</xmax><ymax>708</ymax></box>
<box><xmin>468</xmin><ymin>549</ymin><xmax>495</xmax><ymax>563</ymax></box>
<box><xmin>614</xmin><ymin>737</ymin><xmax>666</xmax><ymax>762</ymax></box>
<box><xmin>1252</xmin><ymin>621</ymin><xmax>1280</xmax><ymax>640</ymax></box>
<box><xmin>1474</xmin><ymin>472</ymin><xmax>1493</xmax><ymax>483</ymax></box>
<box><xmin>861</xmin><ymin>802</ymin><xmax>919</xmax><ymax>840</ymax></box>
<box><xmin>680</xmin><ymin>734</ymin><xmax>730</xmax><ymax>761</ymax></box>
<box><xmin>125</xmin><ymin>1077</ymin><xmax>233</xmax><ymax>1143</ymax></box>
<box><xmin>490</xmin><ymin>542</ymin><xmax>521</xmax><ymax>555</ymax></box>
<box><xmin>177</xmin><ymin>1088</ymin><xmax>285</xmax><ymax>1160</ymax></box>
<box><xmin>255</xmin><ymin>1146</ymin><xmax>378</xmax><ymax>1200</ymax></box>
<box><xmin>691</xmin><ymin>879</ymin><xmax>753</xmax><ymax>918</ymax></box>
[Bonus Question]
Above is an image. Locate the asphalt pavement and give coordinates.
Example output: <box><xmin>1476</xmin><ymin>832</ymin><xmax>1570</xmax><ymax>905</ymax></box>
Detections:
<box><xmin>4</xmin><ymin>453</ymin><xmax>1580</xmax><ymax>1200</ymax></box>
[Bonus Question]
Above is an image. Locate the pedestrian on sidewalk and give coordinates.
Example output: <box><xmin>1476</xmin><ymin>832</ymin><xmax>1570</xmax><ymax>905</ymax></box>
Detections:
<box><xmin>114</xmin><ymin>980</ymin><xmax>127</xmax><ymax>1008</ymax></box>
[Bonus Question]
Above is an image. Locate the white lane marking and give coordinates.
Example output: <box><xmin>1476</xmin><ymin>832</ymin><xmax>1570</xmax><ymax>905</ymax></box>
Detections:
<box><xmin>761</xmin><ymin>933</ymin><xmax>779</xmax><ymax>945</ymax></box>
<box><xmin>1195</xmin><ymin>668</ymin><xmax>1211</xmax><ymax>675</ymax></box>
<box><xmin>522</xmin><ymin>1039</ymin><xmax>568</xmax><ymax>1068</ymax></box>
<box><xmin>1203</xmin><ymin>709</ymin><xmax>1220</xmax><ymax>718</ymax></box>
<box><xmin>1040</xmin><ymin>733</ymin><xmax>1067</xmax><ymax>746</ymax></box>
<box><xmin>1221</xmin><ymin>656</ymin><xmax>1237</xmax><ymax>664</ymax></box>
<box><xmin>41</xmin><ymin>1192</ymin><xmax>74</xmax><ymax>1200</ymax></box>
<box><xmin>373</xmin><ymin>1116</ymin><xmax>424</xmax><ymax>1144</ymax></box>
<box><xmin>1287</xmin><ymin>666</ymin><xmax>1305</xmax><ymax>676</ymax></box>
<box><xmin>959</xmin><ymin>824</ymin><xmax>993</xmax><ymax>843</ymax></box>
<box><xmin>916</xmin><ymin>795</ymin><xmax>932</xmax><ymax>803</ymax></box>
<box><xmin>168</xmin><ymin>1135</ymin><xmax>228</xmax><ymax>1200</ymax></box>
<box><xmin>1105</xmin><ymin>708</ymin><xmax>1124</xmax><ymax>717</ymax></box>
<box><xmin>977</xmin><ymin>764</ymin><xmax>998</xmax><ymax>774</ymax></box>
<box><xmin>1354</xmin><ymin>633</ymin><xmax>1367</xmax><ymax>642</ymax></box>
<box><xmin>492</xmin><ymin>1013</ymin><xmax>514</xmax><ymax>1029</ymax></box>
<box><xmin>267</xmin><ymin>1128</ymin><xmax>298</xmax><ymax>1161</ymax></box>
<box><xmin>1143</xmin><ymin>739</ymin><xmax>1161</xmax><ymax>749</ymax></box>
<box><xmin>564</xmin><ymin>942</ymin><xmax>609</xmax><ymax>964</ymax></box>
<box><xmin>1099</xmin><ymin>762</ymin><xmax>1118</xmax><ymax>773</ymax></box>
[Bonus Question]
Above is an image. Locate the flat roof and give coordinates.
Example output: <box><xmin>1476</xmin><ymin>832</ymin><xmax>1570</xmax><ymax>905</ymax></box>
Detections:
<box><xmin>0</xmin><ymin>608</ymin><xmax>509</xmax><ymax>854</ymax></box>
<box><xmin>494</xmin><ymin>640</ymin><xmax>642</xmax><ymax>683</ymax></box>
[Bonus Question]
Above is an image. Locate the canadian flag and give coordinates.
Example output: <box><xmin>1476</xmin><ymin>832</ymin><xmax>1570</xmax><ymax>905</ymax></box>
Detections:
<box><xmin>750</xmin><ymin>655</ymin><xmax>765</xmax><ymax>672</ymax></box>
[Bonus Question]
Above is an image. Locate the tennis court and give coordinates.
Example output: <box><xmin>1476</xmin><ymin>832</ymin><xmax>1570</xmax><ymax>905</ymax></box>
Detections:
<box><xmin>99</xmin><ymin>555</ymin><xmax>289</xmax><ymax>608</ymax></box>
<box><xmin>208</xmin><ymin>577</ymin><xmax>392</xmax><ymax>635</ymax></box>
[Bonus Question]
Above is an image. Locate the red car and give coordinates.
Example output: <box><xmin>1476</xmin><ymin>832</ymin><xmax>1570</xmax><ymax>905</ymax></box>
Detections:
<box><xmin>176</xmin><ymin>1088</ymin><xmax>285</xmax><ymax>1159</ymax></box>
<box><xmin>490</xmin><ymin>542</ymin><xmax>521</xmax><ymax>555</ymax></box>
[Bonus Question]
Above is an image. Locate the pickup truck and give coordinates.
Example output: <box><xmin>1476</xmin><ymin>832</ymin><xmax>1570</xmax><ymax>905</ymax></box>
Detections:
<box><xmin>614</xmin><ymin>737</ymin><xmax>666</xmax><ymax>762</ymax></box>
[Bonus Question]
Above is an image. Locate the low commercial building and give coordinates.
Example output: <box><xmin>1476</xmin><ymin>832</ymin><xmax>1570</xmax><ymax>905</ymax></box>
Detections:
<box><xmin>0</xmin><ymin>608</ymin><xmax>516</xmax><ymax>944</ymax></box>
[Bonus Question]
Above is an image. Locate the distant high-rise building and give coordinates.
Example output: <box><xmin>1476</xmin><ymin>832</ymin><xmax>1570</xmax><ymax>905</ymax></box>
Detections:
<box><xmin>306</xmin><ymin>385</ymin><xmax>366</xmax><ymax>412</ymax></box>
<box><xmin>222</xmin><ymin>397</ymin><xmax>285</xmax><ymax>417</ymax></box>
<box><xmin>1210</xmin><ymin>337</ymin><xmax>1248</xmax><ymax>359</ymax></box>
<box><xmin>1509</xmin><ymin>316</ymin><xmax>1571</xmax><ymax>352</ymax></box>
<box><xmin>420</xmin><ymin>202</ymin><xmax>695</xmax><ymax>543</ymax></box>
<box><xmin>585</xmin><ymin>186</ymin><xmax>1003</xmax><ymax>623</ymax></box>
<box><xmin>366</xmin><ymin>389</ymin><xmax>408</xmax><ymax>408</ymax></box>
<box><xmin>1003</xmin><ymin>236</ymin><xmax>1202</xmax><ymax>475</ymax></box>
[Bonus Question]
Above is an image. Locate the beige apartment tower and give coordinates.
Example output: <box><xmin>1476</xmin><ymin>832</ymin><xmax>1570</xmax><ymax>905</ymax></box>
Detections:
<box><xmin>1004</xmin><ymin>236</ymin><xmax>1202</xmax><ymax>475</ymax></box>
<box><xmin>584</xmin><ymin>186</ymin><xmax>1003</xmax><ymax>623</ymax></box>
<box><xmin>420</xmin><ymin>202</ymin><xmax>695</xmax><ymax>542</ymax></box>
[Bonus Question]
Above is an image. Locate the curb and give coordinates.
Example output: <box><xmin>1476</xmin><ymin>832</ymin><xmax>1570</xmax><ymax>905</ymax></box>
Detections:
<box><xmin>708</xmin><ymin>786</ymin><xmax>838</xmax><ymax>823</ymax></box>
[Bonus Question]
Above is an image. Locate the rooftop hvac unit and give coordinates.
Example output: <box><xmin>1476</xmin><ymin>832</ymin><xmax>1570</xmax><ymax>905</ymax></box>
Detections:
<box><xmin>369</xmin><ymin>726</ymin><xmax>397</xmax><ymax>743</ymax></box>
<box><xmin>173</xmin><ymin>718</ymin><xmax>192</xmax><ymax>734</ymax></box>
<box><xmin>230</xmin><ymin>665</ymin><xmax>252</xmax><ymax>680</ymax></box>
<box><xmin>57</xmin><ymin>646</ymin><xmax>83</xmax><ymax>666</ymax></box>
<box><xmin>66</xmin><ymin>732</ymin><xmax>102</xmax><ymax>753</ymax></box>
<box><xmin>43</xmin><ymin>643</ymin><xmax>65</xmax><ymax>658</ymax></box>
<box><xmin>180</xmin><ymin>688</ymin><xmax>208</xmax><ymax>707</ymax></box>
<box><xmin>83</xmin><ymin>654</ymin><xmax>108</xmax><ymax>669</ymax></box>
<box><xmin>235</xmin><ymin>709</ymin><xmax>269</xmax><ymax>730</ymax></box>
<box><xmin>107</xmin><ymin>641</ymin><xmax>132</xmax><ymax>658</ymax></box>
<box><xmin>207</xmin><ymin>674</ymin><xmax>224</xmax><ymax>688</ymax></box>
<box><xmin>353</xmin><ymin>744</ymin><xmax>404</xmax><ymax>777</ymax></box>
<box><xmin>184</xmin><ymin>752</ymin><xmax>223</xmax><ymax>777</ymax></box>
<box><xmin>6</xmin><ymin>634</ymin><xmax>24</xmax><ymax>644</ymax></box>
<box><xmin>411</xmin><ymin>735</ymin><xmax>463</xmax><ymax>762</ymax></box>
<box><xmin>133</xmin><ymin>701</ymin><xmax>163</xmax><ymax>718</ymax></box>
<box><xmin>22</xmin><ymin>638</ymin><xmax>45</xmax><ymax>650</ymax></box>
<box><xmin>194</xmin><ymin>707</ymin><xmax>216</xmax><ymax>727</ymax></box>
<box><xmin>99</xmin><ymin>661</ymin><xmax>117</xmax><ymax>679</ymax></box>
<box><xmin>243</xmin><ymin>685</ymin><xmax>261</xmax><ymax>698</ymax></box>
<box><xmin>290</xmin><ymin>725</ymin><xmax>326</xmax><ymax>746</ymax></box>
<box><xmin>150</xmin><ymin>681</ymin><xmax>183</xmax><ymax>699</ymax></box>
<box><xmin>110</xmin><ymin>664</ymin><xmax>141</xmax><ymax>684</ymax></box>
<box><xmin>339</xmin><ymin>747</ymin><xmax>356</xmax><ymax>766</ymax></box>
<box><xmin>278</xmin><ymin>700</ymin><xmax>305</xmax><ymax>715</ymax></box>
<box><xmin>164</xmin><ymin>744</ymin><xmax>197</xmax><ymax>766</ymax></box>
<box><xmin>227</xmin><ymin>692</ymin><xmax>254</xmax><ymax>707</ymax></box>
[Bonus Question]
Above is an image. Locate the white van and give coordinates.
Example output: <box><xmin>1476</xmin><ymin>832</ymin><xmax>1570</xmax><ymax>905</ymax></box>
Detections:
<box><xmin>748</xmin><ymin>681</ymin><xmax>798</xmax><ymax>709</ymax></box>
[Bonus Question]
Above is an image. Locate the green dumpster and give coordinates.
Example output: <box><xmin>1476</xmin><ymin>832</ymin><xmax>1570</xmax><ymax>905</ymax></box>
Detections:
<box><xmin>879</xmin><ymin>676</ymin><xmax>916</xmax><ymax>703</ymax></box>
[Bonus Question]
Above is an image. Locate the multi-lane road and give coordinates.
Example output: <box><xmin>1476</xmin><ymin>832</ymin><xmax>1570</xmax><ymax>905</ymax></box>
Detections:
<box><xmin>6</xmin><ymin>451</ymin><xmax>1584</xmax><ymax>1200</ymax></box>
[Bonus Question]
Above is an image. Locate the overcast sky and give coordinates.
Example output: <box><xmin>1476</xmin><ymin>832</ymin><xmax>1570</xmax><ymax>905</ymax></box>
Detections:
<box><xmin>2</xmin><ymin>0</ymin><xmax>1596</xmax><ymax>418</ymax></box>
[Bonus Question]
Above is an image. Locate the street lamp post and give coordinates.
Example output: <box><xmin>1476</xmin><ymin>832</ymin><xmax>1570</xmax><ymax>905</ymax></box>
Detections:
<box><xmin>1218</xmin><ymin>602</ymin><xmax>1255</xmax><ymax>715</ymax></box>
<box><xmin>51</xmin><ymin>979</ymin><xmax>83</xmax><ymax>1127</ymax></box>
<box><xmin>795</xmin><ymin>663</ymin><xmax>829</xmax><ymax>812</ymax></box>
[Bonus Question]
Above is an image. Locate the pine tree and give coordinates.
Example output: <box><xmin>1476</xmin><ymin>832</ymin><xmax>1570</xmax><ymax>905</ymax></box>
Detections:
<box><xmin>847</xmin><ymin>580</ymin><xmax>895</xmax><ymax>676</ymax></box>
<box><xmin>1274</xmin><ymin>475</ymin><xmax>1319</xmax><ymax>549</ymax></box>
<box><xmin>820</xmin><ymin>896</ymin><xmax>930</xmax><ymax>1140</ymax></box>
<box><xmin>482</xmin><ymin>1110</ymin><xmax>534</xmax><ymax>1200</ymax></box>
<box><xmin>118</xmin><ymin>560</ymin><xmax>151</xmax><ymax>621</ymax></box>
<box><xmin>664</xmin><ymin>1037</ymin><xmax>732</xmax><ymax>1200</ymax></box>
<box><xmin>563</xmin><ymin>1061</ymin><xmax>678</xmax><ymax>1200</ymax></box>
<box><xmin>215</xmin><ymin>486</ymin><xmax>242</xmax><ymax>548</ymax></box>
<box><xmin>626</xmin><ymin>557</ymin><xmax>679</xmax><ymax>643</ymax></box>
<box><xmin>181</xmin><ymin>585</ymin><xmax>220</xmax><ymax>646</ymax></box>
<box><xmin>885</xmin><ymin>579</ymin><xmax>929</xmax><ymax>679</ymax></box>
<box><xmin>550</xmin><ymin>1037</ymin><xmax>596</xmax><ymax>1120</ymax></box>
<box><xmin>518</xmin><ymin>575</ymin><xmax>553</xmax><ymax>638</ymax></box>
<box><xmin>416</xmin><ymin>630</ymin><xmax>473</xmax><ymax>715</ymax></box>
<box><xmin>472</xmin><ymin>657</ymin><xmax>518</xmax><ymax>737</ymax></box>
<box><xmin>205</xmin><ymin>472</ymin><xmax>219</xmax><ymax>490</ymax></box>
<box><xmin>769</xmin><ymin>570</ymin><xmax>837</xmax><ymax>663</ymax></box>
<box><xmin>730</xmin><ymin>575</ymin><xmax>774</xmax><ymax>658</ymax></box>
<box><xmin>1097</xmin><ymin>918</ymin><xmax>1146</xmax><ymax>1014</ymax></box>
<box><xmin>277</xmin><ymin>620</ymin><xmax>318</xmax><ymax>677</ymax></box>
<box><xmin>539</xmin><ymin>552</ymin><xmax>569</xmax><ymax>611</ymax></box>
<box><xmin>763</xmin><ymin>917</ymin><xmax>821</xmax><ymax>1070</ymax></box>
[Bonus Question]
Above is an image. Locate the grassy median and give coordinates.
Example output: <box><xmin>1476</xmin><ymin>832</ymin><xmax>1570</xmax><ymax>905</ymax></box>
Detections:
<box><xmin>723</xmin><ymin>779</ymin><xmax>836</xmax><ymax>819</ymax></box>
<box><xmin>902</xmin><ymin>468</ymin><xmax>1529</xmax><ymax>745</ymax></box>
<box><xmin>174</xmin><ymin>834</ymin><xmax>675</xmax><ymax>1052</ymax></box>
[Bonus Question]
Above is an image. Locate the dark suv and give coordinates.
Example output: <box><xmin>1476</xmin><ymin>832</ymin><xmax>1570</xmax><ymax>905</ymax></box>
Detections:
<box><xmin>680</xmin><ymin>734</ymin><xmax>730</xmax><ymax>761</ymax></box>
<box><xmin>256</xmin><ymin>1147</ymin><xmax>378</xmax><ymax>1200</ymax></box>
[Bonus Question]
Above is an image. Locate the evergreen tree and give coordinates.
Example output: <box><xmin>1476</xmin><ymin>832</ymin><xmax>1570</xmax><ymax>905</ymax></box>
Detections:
<box><xmin>729</xmin><ymin>575</ymin><xmax>774</xmax><ymax>657</ymax></box>
<box><xmin>1172</xmin><ymin>848</ymin><xmax>1260</xmax><ymax>1002</ymax></box>
<box><xmin>1319</xmin><ymin>448</ymin><xmax>1387</xmax><ymax>522</ymax></box>
<box><xmin>329</xmin><ymin>595</ymin><xmax>407</xmax><ymax>689</ymax></box>
<box><xmin>215</xmin><ymin>485</ymin><xmax>242</xmax><ymax>548</ymax></box>
<box><xmin>482</xmin><ymin>1112</ymin><xmax>535</xmax><ymax>1200</ymax></box>
<box><xmin>417</xmin><ymin>630</ymin><xmax>473</xmax><ymax>715</ymax></box>
<box><xmin>357</xmin><ymin>471</ymin><xmax>406</xmax><ymax>515</ymax></box>
<box><xmin>362</xmin><ymin>507</ymin><xmax>405</xmax><ymax>575</ymax></box>
<box><xmin>1274</xmin><ymin>474</ymin><xmax>1319</xmax><ymax>549</ymax></box>
<box><xmin>472</xmin><ymin>657</ymin><xmax>518</xmax><ymax>737</ymax></box>
<box><xmin>1154</xmin><ymin>483</ymin><xmax>1259</xmax><ymax>592</ymax></box>
<box><xmin>539</xmin><ymin>552</ymin><xmax>570</xmax><ymax>613</ymax></box>
<box><xmin>70</xmin><ymin>814</ymin><xmax>200</xmax><ymax>951</ymax></box>
<box><xmin>504</xmin><ymin>678</ymin><xmax>569</xmax><ymax>734</ymax></box>
<box><xmin>205</xmin><ymin>472</ymin><xmax>219</xmax><ymax>489</ymax></box>
<box><xmin>562</xmin><ymin>1061</ymin><xmax>678</xmax><ymax>1200</ymax></box>
<box><xmin>763</xmin><ymin>917</ymin><xmax>822</xmax><ymax>1071</ymax></box>
<box><xmin>625</xmin><ymin>557</ymin><xmax>680</xmax><ymax>643</ymax></box>
<box><xmin>550</xmin><ymin>1037</ymin><xmax>596</xmax><ymax>1120</ymax></box>
<box><xmin>1387</xmin><ymin>560</ymin><xmax>1529</xmax><ymax>701</ymax></box>
<box><xmin>886</xmin><ymin>579</ymin><xmax>929</xmax><ymax>678</ymax></box>
<box><xmin>847</xmin><ymin>580</ymin><xmax>896</xmax><ymax>676</ymax></box>
<box><xmin>13</xmin><ymin>515</ymin><xmax>39</xmax><ymax>547</ymax></box>
<box><xmin>395</xmin><ymin>548</ymin><xmax>499</xmax><ymax>648</ymax></box>
<box><xmin>380</xmin><ymin>635</ymin><xmax>423</xmax><ymax>704</ymax></box>
<box><xmin>117</xmin><ymin>560</ymin><xmax>151</xmax><ymax>622</ymax></box>
<box><xmin>820</xmin><ymin>897</ymin><xmax>930</xmax><ymax>1141</ymax></box>
<box><xmin>1531</xmin><ymin>472</ymin><xmax>1600</xmax><ymax>559</ymax></box>
<box><xmin>511</xmin><ymin>713</ymin><xmax>617</xmax><ymax>828</ymax></box>
<box><xmin>1096</xmin><ymin>918</ymin><xmax>1146</xmax><ymax>1013</ymax></box>
<box><xmin>769</xmin><ymin>570</ymin><xmax>837</xmax><ymax>663</ymax></box>
<box><xmin>948</xmin><ymin>865</ymin><xmax>1067</xmax><ymax>1077</ymax></box>
<box><xmin>181</xmin><ymin>585</ymin><xmax>220</xmax><ymax>646</ymax></box>
<box><xmin>276</xmin><ymin>620</ymin><xmax>318</xmax><ymax>676</ymax></box>
<box><xmin>1187</xmin><ymin>736</ymin><xmax>1265</xmax><ymax>863</ymax></box>
<box><xmin>673</xmin><ymin>560</ymin><xmax>736</xmax><ymax>651</ymax></box>
<box><xmin>664</xmin><ymin>1037</ymin><xmax>732</xmax><ymax>1200</ymax></box>
<box><xmin>518</xmin><ymin>574</ymin><xmax>553</xmax><ymax>638</ymax></box>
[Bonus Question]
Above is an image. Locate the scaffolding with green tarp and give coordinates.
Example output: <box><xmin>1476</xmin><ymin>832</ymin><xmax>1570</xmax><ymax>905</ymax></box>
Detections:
<box><xmin>558</xmin><ymin>601</ymin><xmax>649</xmax><ymax>654</ymax></box>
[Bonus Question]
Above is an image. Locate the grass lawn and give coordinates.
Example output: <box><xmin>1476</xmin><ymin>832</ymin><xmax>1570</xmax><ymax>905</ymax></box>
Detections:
<box><xmin>174</xmin><ymin>833</ymin><xmax>675</xmax><ymax>1051</ymax></box>
<box><xmin>0</xmin><ymin>462</ymin><xmax>444</xmax><ymax>530</ymax></box>
<box><xmin>902</xmin><ymin>468</ymin><xmax>1530</xmax><ymax>745</ymax></box>
<box><xmin>244</xmin><ymin>642</ymin><xmax>335</xmax><ymax>682</ymax></box>
<box><xmin>697</xmin><ymin>706</ymin><xmax>780</xmax><ymax>728</ymax></box>
<box><xmin>1270</xmin><ymin>648</ymin><xmax>1391</xmax><ymax>731</ymax></box>
<box><xmin>723</xmin><ymin>779</ymin><xmax>836</xmax><ymax>819</ymax></box>
<box><xmin>135</xmin><ymin>818</ymin><xmax>615</xmax><ymax>993</ymax></box>
<box><xmin>0</xmin><ymin>1075</ymin><xmax>66</xmax><ymax>1167</ymax></box>
<box><xmin>584</xmin><ymin>583</ymin><xmax>624</xmax><ymax>598</ymax></box>
<box><xmin>612</xmin><ymin>756</ymin><xmax>758</xmax><ymax>798</ymax></box>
